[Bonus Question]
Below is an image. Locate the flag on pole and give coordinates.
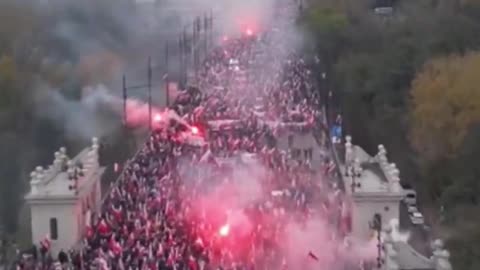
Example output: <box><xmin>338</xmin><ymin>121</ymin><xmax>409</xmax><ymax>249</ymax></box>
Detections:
<box><xmin>308</xmin><ymin>251</ymin><xmax>319</xmax><ymax>261</ymax></box>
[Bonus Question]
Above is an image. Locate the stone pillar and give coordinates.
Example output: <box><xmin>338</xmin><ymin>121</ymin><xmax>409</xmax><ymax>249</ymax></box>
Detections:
<box><xmin>29</xmin><ymin>171</ymin><xmax>40</xmax><ymax>194</ymax></box>
<box><xmin>431</xmin><ymin>239</ymin><xmax>453</xmax><ymax>270</ymax></box>
<box><xmin>350</xmin><ymin>158</ymin><xmax>363</xmax><ymax>193</ymax></box>
<box><xmin>387</xmin><ymin>163</ymin><xmax>402</xmax><ymax>193</ymax></box>
<box><xmin>85</xmin><ymin>137</ymin><xmax>100</xmax><ymax>171</ymax></box>
<box><xmin>345</xmin><ymin>135</ymin><xmax>353</xmax><ymax>176</ymax></box>
<box><xmin>66</xmin><ymin>161</ymin><xmax>75</xmax><ymax>179</ymax></box>
<box><xmin>383</xmin><ymin>226</ymin><xmax>400</xmax><ymax>270</ymax></box>
<box><xmin>353</xmin><ymin>158</ymin><xmax>363</xmax><ymax>177</ymax></box>
<box><xmin>345</xmin><ymin>136</ymin><xmax>353</xmax><ymax>175</ymax></box>
<box><xmin>345</xmin><ymin>136</ymin><xmax>353</xmax><ymax>162</ymax></box>
<box><xmin>377</xmin><ymin>145</ymin><xmax>389</xmax><ymax>170</ymax></box>
<box><xmin>35</xmin><ymin>166</ymin><xmax>45</xmax><ymax>183</ymax></box>
<box><xmin>59</xmin><ymin>147</ymin><xmax>68</xmax><ymax>169</ymax></box>
<box><xmin>436</xmin><ymin>250</ymin><xmax>453</xmax><ymax>270</ymax></box>
<box><xmin>91</xmin><ymin>137</ymin><xmax>99</xmax><ymax>159</ymax></box>
<box><xmin>53</xmin><ymin>151</ymin><xmax>63</xmax><ymax>172</ymax></box>
<box><xmin>59</xmin><ymin>147</ymin><xmax>67</xmax><ymax>158</ymax></box>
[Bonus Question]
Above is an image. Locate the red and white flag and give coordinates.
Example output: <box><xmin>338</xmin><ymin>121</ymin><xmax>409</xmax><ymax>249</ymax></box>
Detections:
<box><xmin>40</xmin><ymin>235</ymin><xmax>51</xmax><ymax>251</ymax></box>
<box><xmin>308</xmin><ymin>251</ymin><xmax>319</xmax><ymax>261</ymax></box>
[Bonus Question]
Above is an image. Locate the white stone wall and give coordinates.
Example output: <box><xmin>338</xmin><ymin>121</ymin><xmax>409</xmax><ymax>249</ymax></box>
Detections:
<box><xmin>27</xmin><ymin>138</ymin><xmax>104</xmax><ymax>254</ymax></box>
<box><xmin>352</xmin><ymin>198</ymin><xmax>400</xmax><ymax>240</ymax></box>
<box><xmin>30</xmin><ymin>202</ymin><xmax>79</xmax><ymax>255</ymax></box>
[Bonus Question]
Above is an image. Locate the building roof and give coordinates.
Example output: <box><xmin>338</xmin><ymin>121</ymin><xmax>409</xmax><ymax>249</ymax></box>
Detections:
<box><xmin>341</xmin><ymin>145</ymin><xmax>404</xmax><ymax>198</ymax></box>
<box><xmin>25</xmin><ymin>141</ymin><xmax>104</xmax><ymax>202</ymax></box>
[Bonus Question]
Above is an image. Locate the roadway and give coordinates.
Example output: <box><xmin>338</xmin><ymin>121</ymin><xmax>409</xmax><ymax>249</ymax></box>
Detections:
<box><xmin>399</xmin><ymin>201</ymin><xmax>433</xmax><ymax>257</ymax></box>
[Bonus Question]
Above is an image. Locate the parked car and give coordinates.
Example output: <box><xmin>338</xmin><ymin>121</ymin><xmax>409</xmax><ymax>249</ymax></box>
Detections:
<box><xmin>407</xmin><ymin>205</ymin><xmax>418</xmax><ymax>214</ymax></box>
<box><xmin>410</xmin><ymin>211</ymin><xmax>424</xmax><ymax>225</ymax></box>
<box><xmin>403</xmin><ymin>190</ymin><xmax>417</xmax><ymax>205</ymax></box>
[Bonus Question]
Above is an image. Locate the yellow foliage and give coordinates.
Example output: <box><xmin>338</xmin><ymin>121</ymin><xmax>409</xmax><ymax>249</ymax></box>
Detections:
<box><xmin>410</xmin><ymin>52</ymin><xmax>480</xmax><ymax>161</ymax></box>
<box><xmin>0</xmin><ymin>55</ymin><xmax>18</xmax><ymax>109</ymax></box>
<box><xmin>0</xmin><ymin>1</ymin><xmax>38</xmax><ymax>53</ymax></box>
<box><xmin>460</xmin><ymin>0</ymin><xmax>480</xmax><ymax>6</ymax></box>
<box><xmin>0</xmin><ymin>55</ymin><xmax>17</xmax><ymax>83</ymax></box>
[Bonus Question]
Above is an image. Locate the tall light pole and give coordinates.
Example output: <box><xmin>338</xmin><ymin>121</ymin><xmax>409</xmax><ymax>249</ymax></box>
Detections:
<box><xmin>165</xmin><ymin>41</ymin><xmax>170</xmax><ymax>107</ymax></box>
<box><xmin>122</xmin><ymin>58</ymin><xmax>154</xmax><ymax>132</ymax></box>
<box><xmin>147</xmin><ymin>57</ymin><xmax>152</xmax><ymax>131</ymax></box>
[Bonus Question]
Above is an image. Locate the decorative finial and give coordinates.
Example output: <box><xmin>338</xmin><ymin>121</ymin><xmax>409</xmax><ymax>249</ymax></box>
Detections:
<box><xmin>432</xmin><ymin>239</ymin><xmax>444</xmax><ymax>250</ymax></box>
<box><xmin>390</xmin><ymin>175</ymin><xmax>401</xmax><ymax>193</ymax></box>
<box><xmin>30</xmin><ymin>171</ymin><xmax>41</xmax><ymax>194</ymax></box>
<box><xmin>30</xmin><ymin>171</ymin><xmax>37</xmax><ymax>181</ymax></box>
<box><xmin>54</xmin><ymin>151</ymin><xmax>61</xmax><ymax>161</ymax></box>
<box><xmin>67</xmin><ymin>167</ymin><xmax>75</xmax><ymax>180</ymax></box>
<box><xmin>353</xmin><ymin>158</ymin><xmax>363</xmax><ymax>177</ymax></box>
<box><xmin>35</xmin><ymin>166</ymin><xmax>44</xmax><ymax>181</ymax></box>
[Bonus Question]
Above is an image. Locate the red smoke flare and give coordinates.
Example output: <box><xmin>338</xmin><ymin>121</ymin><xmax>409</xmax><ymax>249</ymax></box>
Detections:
<box><xmin>191</xmin><ymin>126</ymin><xmax>199</xmax><ymax>135</ymax></box>
<box><xmin>219</xmin><ymin>224</ymin><xmax>230</xmax><ymax>237</ymax></box>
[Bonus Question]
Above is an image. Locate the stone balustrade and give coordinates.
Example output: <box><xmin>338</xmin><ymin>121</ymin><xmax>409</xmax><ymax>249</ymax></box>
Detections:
<box><xmin>345</xmin><ymin>135</ymin><xmax>354</xmax><ymax>167</ymax></box>
<box><xmin>382</xmin><ymin>226</ymin><xmax>454</xmax><ymax>270</ymax></box>
<box><xmin>344</xmin><ymin>135</ymin><xmax>453</xmax><ymax>270</ymax></box>
<box><xmin>344</xmin><ymin>136</ymin><xmax>362</xmax><ymax>178</ymax></box>
<box><xmin>376</xmin><ymin>144</ymin><xmax>393</xmax><ymax>190</ymax></box>
<box><xmin>85</xmin><ymin>137</ymin><xmax>100</xmax><ymax>171</ymax></box>
<box><xmin>344</xmin><ymin>135</ymin><xmax>404</xmax><ymax>193</ymax></box>
<box><xmin>29</xmin><ymin>137</ymin><xmax>100</xmax><ymax>195</ymax></box>
<box><xmin>431</xmin><ymin>240</ymin><xmax>453</xmax><ymax>270</ymax></box>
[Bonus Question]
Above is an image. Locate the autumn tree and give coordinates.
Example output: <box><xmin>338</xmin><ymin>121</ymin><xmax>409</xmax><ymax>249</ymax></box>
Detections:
<box><xmin>409</xmin><ymin>52</ymin><xmax>480</xmax><ymax>162</ymax></box>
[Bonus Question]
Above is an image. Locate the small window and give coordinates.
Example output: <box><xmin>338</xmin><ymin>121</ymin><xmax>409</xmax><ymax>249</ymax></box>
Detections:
<box><xmin>50</xmin><ymin>218</ymin><xmax>58</xmax><ymax>240</ymax></box>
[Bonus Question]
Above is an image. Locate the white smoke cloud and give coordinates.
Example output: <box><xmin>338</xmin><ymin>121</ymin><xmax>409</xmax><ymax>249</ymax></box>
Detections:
<box><xmin>34</xmin><ymin>84</ymin><xmax>123</xmax><ymax>142</ymax></box>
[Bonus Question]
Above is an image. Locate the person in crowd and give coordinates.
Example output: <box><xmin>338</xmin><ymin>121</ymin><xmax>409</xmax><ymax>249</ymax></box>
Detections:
<box><xmin>15</xmin><ymin>12</ymin><xmax>354</xmax><ymax>270</ymax></box>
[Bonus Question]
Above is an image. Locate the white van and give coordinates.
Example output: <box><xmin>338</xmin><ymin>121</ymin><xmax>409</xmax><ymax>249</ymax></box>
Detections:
<box><xmin>410</xmin><ymin>212</ymin><xmax>424</xmax><ymax>225</ymax></box>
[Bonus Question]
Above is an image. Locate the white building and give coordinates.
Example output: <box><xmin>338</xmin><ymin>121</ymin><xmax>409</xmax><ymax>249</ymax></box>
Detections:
<box><xmin>341</xmin><ymin>136</ymin><xmax>404</xmax><ymax>240</ymax></box>
<box><xmin>341</xmin><ymin>135</ymin><xmax>453</xmax><ymax>270</ymax></box>
<box><xmin>24</xmin><ymin>138</ymin><xmax>105</xmax><ymax>255</ymax></box>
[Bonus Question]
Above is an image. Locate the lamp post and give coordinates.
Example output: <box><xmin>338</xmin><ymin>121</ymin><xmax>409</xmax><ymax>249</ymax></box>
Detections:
<box><xmin>122</xmin><ymin>58</ymin><xmax>153</xmax><ymax>132</ymax></box>
<box><xmin>373</xmin><ymin>214</ymin><xmax>383</xmax><ymax>269</ymax></box>
<box><xmin>148</xmin><ymin>57</ymin><xmax>152</xmax><ymax>131</ymax></box>
<box><xmin>165</xmin><ymin>41</ymin><xmax>170</xmax><ymax>107</ymax></box>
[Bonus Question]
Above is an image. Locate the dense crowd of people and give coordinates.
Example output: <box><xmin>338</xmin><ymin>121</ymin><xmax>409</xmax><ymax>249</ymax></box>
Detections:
<box><xmin>14</xmin><ymin>3</ymin><xmax>356</xmax><ymax>270</ymax></box>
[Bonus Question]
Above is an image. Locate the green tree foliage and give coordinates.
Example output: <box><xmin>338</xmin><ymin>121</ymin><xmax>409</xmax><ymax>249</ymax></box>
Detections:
<box><xmin>302</xmin><ymin>0</ymin><xmax>480</xmax><ymax>268</ymax></box>
<box><xmin>0</xmin><ymin>0</ymin><xmax>140</xmax><ymax>239</ymax></box>
<box><xmin>299</xmin><ymin>2</ymin><xmax>348</xmax><ymax>65</ymax></box>
<box><xmin>0</xmin><ymin>56</ymin><xmax>18</xmax><ymax>111</ymax></box>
